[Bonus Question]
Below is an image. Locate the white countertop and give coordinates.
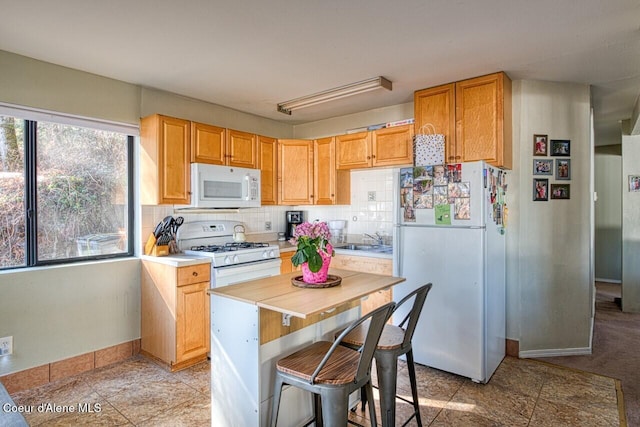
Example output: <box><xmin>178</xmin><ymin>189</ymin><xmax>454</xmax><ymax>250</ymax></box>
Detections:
<box><xmin>140</xmin><ymin>254</ymin><xmax>211</xmax><ymax>267</ymax></box>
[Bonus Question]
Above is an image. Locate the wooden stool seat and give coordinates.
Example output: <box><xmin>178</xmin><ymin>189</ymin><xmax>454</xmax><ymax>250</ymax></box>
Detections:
<box><xmin>270</xmin><ymin>302</ymin><xmax>396</xmax><ymax>427</ymax></box>
<box><xmin>276</xmin><ymin>341</ymin><xmax>360</xmax><ymax>385</ymax></box>
<box><xmin>338</xmin><ymin>283</ymin><xmax>433</xmax><ymax>427</ymax></box>
<box><xmin>342</xmin><ymin>321</ymin><xmax>406</xmax><ymax>350</ymax></box>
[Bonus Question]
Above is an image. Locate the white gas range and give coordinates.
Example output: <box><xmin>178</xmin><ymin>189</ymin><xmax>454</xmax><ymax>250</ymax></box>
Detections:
<box><xmin>177</xmin><ymin>220</ymin><xmax>282</xmax><ymax>288</ymax></box>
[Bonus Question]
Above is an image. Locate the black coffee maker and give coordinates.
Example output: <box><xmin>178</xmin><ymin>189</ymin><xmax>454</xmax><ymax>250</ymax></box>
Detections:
<box><xmin>285</xmin><ymin>211</ymin><xmax>304</xmax><ymax>240</ymax></box>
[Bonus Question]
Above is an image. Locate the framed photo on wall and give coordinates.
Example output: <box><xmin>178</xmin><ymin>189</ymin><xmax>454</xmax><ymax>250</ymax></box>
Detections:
<box><xmin>533</xmin><ymin>178</ymin><xmax>549</xmax><ymax>201</ymax></box>
<box><xmin>629</xmin><ymin>175</ymin><xmax>640</xmax><ymax>192</ymax></box>
<box><xmin>551</xmin><ymin>183</ymin><xmax>570</xmax><ymax>199</ymax></box>
<box><xmin>555</xmin><ymin>159</ymin><xmax>571</xmax><ymax>180</ymax></box>
<box><xmin>533</xmin><ymin>159</ymin><xmax>553</xmax><ymax>175</ymax></box>
<box><xmin>550</xmin><ymin>139</ymin><xmax>571</xmax><ymax>156</ymax></box>
<box><xmin>533</xmin><ymin>134</ymin><xmax>548</xmax><ymax>156</ymax></box>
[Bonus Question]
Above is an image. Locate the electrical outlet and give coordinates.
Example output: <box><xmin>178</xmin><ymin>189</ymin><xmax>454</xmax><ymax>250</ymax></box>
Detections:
<box><xmin>265</xmin><ymin>221</ymin><xmax>272</xmax><ymax>231</ymax></box>
<box><xmin>368</xmin><ymin>191</ymin><xmax>376</xmax><ymax>201</ymax></box>
<box><xmin>0</xmin><ymin>336</ymin><xmax>13</xmax><ymax>356</ymax></box>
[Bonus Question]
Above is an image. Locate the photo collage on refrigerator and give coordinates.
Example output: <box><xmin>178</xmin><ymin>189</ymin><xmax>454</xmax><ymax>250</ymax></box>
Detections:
<box><xmin>400</xmin><ymin>164</ymin><xmax>471</xmax><ymax>224</ymax></box>
<box><xmin>401</xmin><ymin>163</ymin><xmax>508</xmax><ymax>229</ymax></box>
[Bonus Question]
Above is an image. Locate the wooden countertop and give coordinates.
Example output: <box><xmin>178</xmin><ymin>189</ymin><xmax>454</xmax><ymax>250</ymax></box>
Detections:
<box><xmin>208</xmin><ymin>267</ymin><xmax>405</xmax><ymax>319</ymax></box>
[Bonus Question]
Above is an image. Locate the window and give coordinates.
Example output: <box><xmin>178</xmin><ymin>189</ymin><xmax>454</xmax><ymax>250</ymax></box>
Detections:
<box><xmin>0</xmin><ymin>111</ymin><xmax>134</xmax><ymax>269</ymax></box>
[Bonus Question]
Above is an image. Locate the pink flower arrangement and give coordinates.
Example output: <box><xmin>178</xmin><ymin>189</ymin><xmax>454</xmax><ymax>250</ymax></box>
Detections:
<box><xmin>289</xmin><ymin>221</ymin><xmax>334</xmax><ymax>272</ymax></box>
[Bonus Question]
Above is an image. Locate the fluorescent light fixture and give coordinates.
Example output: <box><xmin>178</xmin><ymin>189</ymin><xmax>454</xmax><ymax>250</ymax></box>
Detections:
<box><xmin>277</xmin><ymin>76</ymin><xmax>392</xmax><ymax>115</ymax></box>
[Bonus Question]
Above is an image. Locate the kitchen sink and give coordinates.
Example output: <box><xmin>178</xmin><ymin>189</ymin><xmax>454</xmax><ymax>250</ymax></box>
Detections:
<box><xmin>334</xmin><ymin>243</ymin><xmax>393</xmax><ymax>254</ymax></box>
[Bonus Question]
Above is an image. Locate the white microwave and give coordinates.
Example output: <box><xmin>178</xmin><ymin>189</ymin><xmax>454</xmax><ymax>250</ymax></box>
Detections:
<box><xmin>187</xmin><ymin>163</ymin><xmax>261</xmax><ymax>208</ymax></box>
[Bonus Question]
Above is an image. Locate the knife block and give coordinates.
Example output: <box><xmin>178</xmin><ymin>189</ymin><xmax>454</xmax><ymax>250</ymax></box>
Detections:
<box><xmin>144</xmin><ymin>233</ymin><xmax>169</xmax><ymax>257</ymax></box>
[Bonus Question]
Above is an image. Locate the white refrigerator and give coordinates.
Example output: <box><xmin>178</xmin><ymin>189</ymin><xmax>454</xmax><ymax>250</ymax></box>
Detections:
<box><xmin>392</xmin><ymin>161</ymin><xmax>506</xmax><ymax>383</ymax></box>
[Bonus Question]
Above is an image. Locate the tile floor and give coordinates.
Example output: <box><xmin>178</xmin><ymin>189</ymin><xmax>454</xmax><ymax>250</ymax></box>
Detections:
<box><xmin>8</xmin><ymin>354</ymin><xmax>622</xmax><ymax>426</ymax></box>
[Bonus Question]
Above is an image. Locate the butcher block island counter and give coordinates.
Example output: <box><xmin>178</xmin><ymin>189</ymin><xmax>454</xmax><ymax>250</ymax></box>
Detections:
<box><xmin>207</xmin><ymin>268</ymin><xmax>405</xmax><ymax>427</ymax></box>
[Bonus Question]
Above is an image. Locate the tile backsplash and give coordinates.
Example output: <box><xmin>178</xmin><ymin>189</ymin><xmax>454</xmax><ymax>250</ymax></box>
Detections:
<box><xmin>141</xmin><ymin>168</ymin><xmax>395</xmax><ymax>249</ymax></box>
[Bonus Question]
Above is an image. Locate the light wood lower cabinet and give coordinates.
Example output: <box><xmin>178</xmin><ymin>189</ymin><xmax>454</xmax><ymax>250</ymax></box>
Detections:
<box><xmin>279</xmin><ymin>250</ymin><xmax>300</xmax><ymax>274</ymax></box>
<box><xmin>332</xmin><ymin>254</ymin><xmax>393</xmax><ymax>315</ymax></box>
<box><xmin>141</xmin><ymin>260</ymin><xmax>210</xmax><ymax>371</ymax></box>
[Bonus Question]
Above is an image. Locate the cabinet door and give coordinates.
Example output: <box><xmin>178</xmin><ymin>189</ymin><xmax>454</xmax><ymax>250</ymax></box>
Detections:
<box><xmin>372</xmin><ymin>124</ymin><xmax>414</xmax><ymax>167</ymax></box>
<box><xmin>191</xmin><ymin>122</ymin><xmax>226</xmax><ymax>165</ymax></box>
<box><xmin>176</xmin><ymin>281</ymin><xmax>210</xmax><ymax>363</ymax></box>
<box><xmin>455</xmin><ymin>72</ymin><xmax>512</xmax><ymax>169</ymax></box>
<box><xmin>314</xmin><ymin>137</ymin><xmax>336</xmax><ymax>205</ymax></box>
<box><xmin>280</xmin><ymin>251</ymin><xmax>299</xmax><ymax>274</ymax></box>
<box><xmin>336</xmin><ymin>132</ymin><xmax>371</xmax><ymax>170</ymax></box>
<box><xmin>414</xmin><ymin>83</ymin><xmax>456</xmax><ymax>163</ymax></box>
<box><xmin>258</xmin><ymin>135</ymin><xmax>278</xmax><ymax>205</ymax></box>
<box><xmin>278</xmin><ymin>139</ymin><xmax>314</xmax><ymax>205</ymax></box>
<box><xmin>227</xmin><ymin>129</ymin><xmax>257</xmax><ymax>168</ymax></box>
<box><xmin>140</xmin><ymin>114</ymin><xmax>191</xmax><ymax>205</ymax></box>
<box><xmin>332</xmin><ymin>254</ymin><xmax>392</xmax><ymax>316</ymax></box>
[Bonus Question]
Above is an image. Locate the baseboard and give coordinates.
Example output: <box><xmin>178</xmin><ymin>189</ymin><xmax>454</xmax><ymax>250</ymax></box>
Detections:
<box><xmin>595</xmin><ymin>278</ymin><xmax>622</xmax><ymax>284</ymax></box>
<box><xmin>519</xmin><ymin>347</ymin><xmax>592</xmax><ymax>358</ymax></box>
<box><xmin>0</xmin><ymin>339</ymin><xmax>141</xmax><ymax>394</ymax></box>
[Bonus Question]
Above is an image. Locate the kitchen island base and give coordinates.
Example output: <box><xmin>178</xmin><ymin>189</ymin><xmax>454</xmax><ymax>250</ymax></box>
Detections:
<box><xmin>211</xmin><ymin>294</ymin><xmax>359</xmax><ymax>426</ymax></box>
<box><xmin>208</xmin><ymin>268</ymin><xmax>405</xmax><ymax>427</ymax></box>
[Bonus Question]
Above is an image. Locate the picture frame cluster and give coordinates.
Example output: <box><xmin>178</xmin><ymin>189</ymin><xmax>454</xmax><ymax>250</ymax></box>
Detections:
<box><xmin>532</xmin><ymin>134</ymin><xmax>571</xmax><ymax>201</ymax></box>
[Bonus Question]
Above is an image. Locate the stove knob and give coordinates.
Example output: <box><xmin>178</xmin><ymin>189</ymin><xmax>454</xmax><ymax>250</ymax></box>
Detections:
<box><xmin>262</xmin><ymin>251</ymin><xmax>268</xmax><ymax>259</ymax></box>
<box><xmin>233</xmin><ymin>255</ymin><xmax>239</xmax><ymax>263</ymax></box>
<box><xmin>224</xmin><ymin>256</ymin><xmax>231</xmax><ymax>265</ymax></box>
<box><xmin>269</xmin><ymin>250</ymin><xmax>275</xmax><ymax>258</ymax></box>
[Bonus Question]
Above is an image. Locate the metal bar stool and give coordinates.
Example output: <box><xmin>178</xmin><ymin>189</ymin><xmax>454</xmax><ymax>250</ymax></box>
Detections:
<box><xmin>341</xmin><ymin>283</ymin><xmax>433</xmax><ymax>427</ymax></box>
<box><xmin>270</xmin><ymin>302</ymin><xmax>395</xmax><ymax>427</ymax></box>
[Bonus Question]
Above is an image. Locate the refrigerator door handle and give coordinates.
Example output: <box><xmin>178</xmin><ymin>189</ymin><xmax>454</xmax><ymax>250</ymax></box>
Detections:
<box><xmin>394</xmin><ymin>224</ymin><xmax>403</xmax><ymax>276</ymax></box>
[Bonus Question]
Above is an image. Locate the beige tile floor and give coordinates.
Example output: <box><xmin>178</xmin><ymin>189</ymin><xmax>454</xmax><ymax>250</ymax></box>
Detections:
<box><xmin>9</xmin><ymin>355</ymin><xmax>623</xmax><ymax>426</ymax></box>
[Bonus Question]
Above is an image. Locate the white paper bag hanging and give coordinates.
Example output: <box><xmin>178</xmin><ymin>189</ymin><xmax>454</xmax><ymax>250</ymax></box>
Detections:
<box><xmin>413</xmin><ymin>124</ymin><xmax>445</xmax><ymax>166</ymax></box>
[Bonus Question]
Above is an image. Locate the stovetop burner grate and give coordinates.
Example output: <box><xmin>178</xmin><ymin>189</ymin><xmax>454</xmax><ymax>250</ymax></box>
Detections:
<box><xmin>189</xmin><ymin>242</ymin><xmax>270</xmax><ymax>253</ymax></box>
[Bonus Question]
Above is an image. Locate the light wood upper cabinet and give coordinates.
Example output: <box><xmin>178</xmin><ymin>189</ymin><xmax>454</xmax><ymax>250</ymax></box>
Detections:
<box><xmin>278</xmin><ymin>139</ymin><xmax>314</xmax><ymax>205</ymax></box>
<box><xmin>414</xmin><ymin>83</ymin><xmax>456</xmax><ymax>162</ymax></box>
<box><xmin>455</xmin><ymin>72</ymin><xmax>512</xmax><ymax>170</ymax></box>
<box><xmin>413</xmin><ymin>72</ymin><xmax>512</xmax><ymax>169</ymax></box>
<box><xmin>191</xmin><ymin>122</ymin><xmax>226</xmax><ymax>164</ymax></box>
<box><xmin>191</xmin><ymin>124</ymin><xmax>259</xmax><ymax>168</ymax></box>
<box><xmin>313</xmin><ymin>137</ymin><xmax>350</xmax><ymax>205</ymax></box>
<box><xmin>258</xmin><ymin>135</ymin><xmax>278</xmax><ymax>205</ymax></box>
<box><xmin>371</xmin><ymin>124</ymin><xmax>414</xmax><ymax>167</ymax></box>
<box><xmin>336</xmin><ymin>126</ymin><xmax>413</xmax><ymax>170</ymax></box>
<box><xmin>140</xmin><ymin>114</ymin><xmax>191</xmax><ymax>205</ymax></box>
<box><xmin>336</xmin><ymin>131</ymin><xmax>371</xmax><ymax>170</ymax></box>
<box><xmin>227</xmin><ymin>129</ymin><xmax>257</xmax><ymax>168</ymax></box>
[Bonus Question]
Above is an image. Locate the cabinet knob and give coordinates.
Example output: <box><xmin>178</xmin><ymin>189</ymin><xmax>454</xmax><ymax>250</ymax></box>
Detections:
<box><xmin>192</xmin><ymin>271</ymin><xmax>198</xmax><ymax>277</ymax></box>
<box><xmin>372</xmin><ymin>155</ymin><xmax>376</xmax><ymax>159</ymax></box>
<box><xmin>455</xmin><ymin>156</ymin><xmax>461</xmax><ymax>160</ymax></box>
<box><xmin>367</xmin><ymin>155</ymin><xmax>371</xmax><ymax>160</ymax></box>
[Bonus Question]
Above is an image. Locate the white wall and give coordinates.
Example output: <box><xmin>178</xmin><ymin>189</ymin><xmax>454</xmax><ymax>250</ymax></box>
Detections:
<box><xmin>0</xmin><ymin>260</ymin><xmax>140</xmax><ymax>375</ymax></box>
<box><xmin>510</xmin><ymin>80</ymin><xmax>593</xmax><ymax>356</ymax></box>
<box><xmin>594</xmin><ymin>152</ymin><xmax>622</xmax><ymax>282</ymax></box>
<box><xmin>622</xmin><ymin>131</ymin><xmax>640</xmax><ymax>312</ymax></box>
<box><xmin>0</xmin><ymin>50</ymin><xmax>140</xmax><ymax>125</ymax></box>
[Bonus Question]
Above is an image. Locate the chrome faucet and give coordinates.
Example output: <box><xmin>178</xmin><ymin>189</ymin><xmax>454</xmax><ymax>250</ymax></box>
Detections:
<box><xmin>363</xmin><ymin>232</ymin><xmax>384</xmax><ymax>245</ymax></box>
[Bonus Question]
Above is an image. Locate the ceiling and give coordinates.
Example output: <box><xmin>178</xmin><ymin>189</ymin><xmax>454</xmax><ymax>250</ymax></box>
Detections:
<box><xmin>1</xmin><ymin>0</ymin><xmax>639</xmax><ymax>145</ymax></box>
